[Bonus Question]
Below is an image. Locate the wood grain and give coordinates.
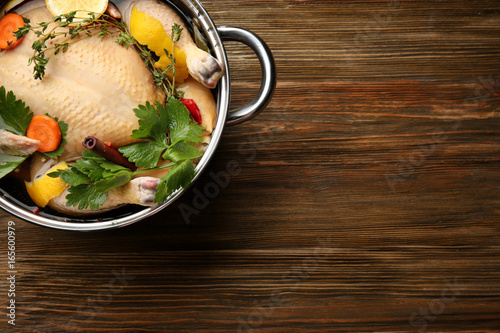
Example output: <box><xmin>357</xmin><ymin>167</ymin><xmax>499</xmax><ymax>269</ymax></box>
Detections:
<box><xmin>1</xmin><ymin>0</ymin><xmax>500</xmax><ymax>332</ymax></box>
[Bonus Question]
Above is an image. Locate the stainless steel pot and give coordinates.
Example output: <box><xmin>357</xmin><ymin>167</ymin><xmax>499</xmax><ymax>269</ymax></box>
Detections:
<box><xmin>0</xmin><ymin>0</ymin><xmax>276</xmax><ymax>231</ymax></box>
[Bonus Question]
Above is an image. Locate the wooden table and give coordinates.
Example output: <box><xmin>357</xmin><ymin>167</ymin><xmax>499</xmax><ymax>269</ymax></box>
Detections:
<box><xmin>1</xmin><ymin>0</ymin><xmax>500</xmax><ymax>331</ymax></box>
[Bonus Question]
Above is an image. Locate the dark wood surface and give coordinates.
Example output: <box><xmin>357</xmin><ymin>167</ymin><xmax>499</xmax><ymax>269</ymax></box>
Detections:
<box><xmin>2</xmin><ymin>0</ymin><xmax>500</xmax><ymax>332</ymax></box>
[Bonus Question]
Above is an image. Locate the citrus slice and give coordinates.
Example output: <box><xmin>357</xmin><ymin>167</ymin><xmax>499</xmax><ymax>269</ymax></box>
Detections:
<box><xmin>130</xmin><ymin>7</ymin><xmax>189</xmax><ymax>81</ymax></box>
<box><xmin>45</xmin><ymin>0</ymin><xmax>109</xmax><ymax>20</ymax></box>
<box><xmin>25</xmin><ymin>162</ymin><xmax>70</xmax><ymax>208</ymax></box>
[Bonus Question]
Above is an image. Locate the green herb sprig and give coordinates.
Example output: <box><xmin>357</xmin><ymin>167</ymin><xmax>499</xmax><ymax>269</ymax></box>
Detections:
<box><xmin>0</xmin><ymin>86</ymin><xmax>33</xmax><ymax>179</ymax></box>
<box><xmin>50</xmin><ymin>97</ymin><xmax>204</xmax><ymax>209</ymax></box>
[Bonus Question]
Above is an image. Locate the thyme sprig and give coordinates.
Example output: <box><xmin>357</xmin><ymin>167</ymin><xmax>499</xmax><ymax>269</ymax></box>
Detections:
<box><xmin>14</xmin><ymin>12</ymin><xmax>182</xmax><ymax>99</ymax></box>
<box><xmin>163</xmin><ymin>23</ymin><xmax>183</xmax><ymax>95</ymax></box>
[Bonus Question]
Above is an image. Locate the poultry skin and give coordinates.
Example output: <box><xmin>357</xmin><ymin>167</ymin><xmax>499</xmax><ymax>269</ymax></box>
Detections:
<box><xmin>119</xmin><ymin>0</ymin><xmax>224</xmax><ymax>89</ymax></box>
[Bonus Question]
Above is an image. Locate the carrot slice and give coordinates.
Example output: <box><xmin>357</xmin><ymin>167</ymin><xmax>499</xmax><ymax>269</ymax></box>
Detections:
<box><xmin>26</xmin><ymin>115</ymin><xmax>62</xmax><ymax>153</ymax></box>
<box><xmin>0</xmin><ymin>13</ymin><xmax>26</xmax><ymax>50</ymax></box>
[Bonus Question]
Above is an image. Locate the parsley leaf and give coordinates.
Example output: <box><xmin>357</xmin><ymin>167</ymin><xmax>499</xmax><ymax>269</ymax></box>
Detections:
<box><xmin>51</xmin><ymin>150</ymin><xmax>135</xmax><ymax>210</ymax></box>
<box><xmin>154</xmin><ymin>159</ymin><xmax>195</xmax><ymax>203</ymax></box>
<box><xmin>94</xmin><ymin>171</ymin><xmax>133</xmax><ymax>193</ymax></box>
<box><xmin>128</xmin><ymin>98</ymin><xmax>204</xmax><ymax>146</ymax></box>
<box><xmin>54</xmin><ymin>97</ymin><xmax>206</xmax><ymax>210</ymax></box>
<box><xmin>65</xmin><ymin>184</ymin><xmax>108</xmax><ymax>211</ymax></box>
<box><xmin>165</xmin><ymin>97</ymin><xmax>204</xmax><ymax>146</ymax></box>
<box><xmin>0</xmin><ymin>154</ymin><xmax>26</xmax><ymax>179</ymax></box>
<box><xmin>0</xmin><ymin>86</ymin><xmax>33</xmax><ymax>135</ymax></box>
<box><xmin>0</xmin><ymin>87</ymin><xmax>33</xmax><ymax>179</ymax></box>
<box><xmin>131</xmin><ymin>101</ymin><xmax>169</xmax><ymax>143</ymax></box>
<box><xmin>119</xmin><ymin>97</ymin><xmax>204</xmax><ymax>167</ymax></box>
<box><xmin>65</xmin><ymin>169</ymin><xmax>133</xmax><ymax>211</ymax></box>
<box><xmin>119</xmin><ymin>97</ymin><xmax>205</xmax><ymax>204</ymax></box>
<box><xmin>163</xmin><ymin>141</ymin><xmax>203</xmax><ymax>163</ymax></box>
<box><xmin>119</xmin><ymin>141</ymin><xmax>165</xmax><ymax>168</ymax></box>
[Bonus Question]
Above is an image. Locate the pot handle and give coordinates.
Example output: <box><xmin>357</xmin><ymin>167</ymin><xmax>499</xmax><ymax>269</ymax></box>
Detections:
<box><xmin>217</xmin><ymin>26</ymin><xmax>276</xmax><ymax>126</ymax></box>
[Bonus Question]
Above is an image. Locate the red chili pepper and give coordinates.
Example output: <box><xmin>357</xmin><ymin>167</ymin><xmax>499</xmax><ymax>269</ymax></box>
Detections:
<box><xmin>180</xmin><ymin>99</ymin><xmax>202</xmax><ymax>125</ymax></box>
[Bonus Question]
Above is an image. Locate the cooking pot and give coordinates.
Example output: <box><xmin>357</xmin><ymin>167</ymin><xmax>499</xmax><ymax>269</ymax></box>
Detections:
<box><xmin>0</xmin><ymin>0</ymin><xmax>276</xmax><ymax>231</ymax></box>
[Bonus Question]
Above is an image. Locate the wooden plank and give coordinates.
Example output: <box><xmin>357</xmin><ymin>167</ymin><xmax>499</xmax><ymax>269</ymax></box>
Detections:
<box><xmin>1</xmin><ymin>0</ymin><xmax>500</xmax><ymax>331</ymax></box>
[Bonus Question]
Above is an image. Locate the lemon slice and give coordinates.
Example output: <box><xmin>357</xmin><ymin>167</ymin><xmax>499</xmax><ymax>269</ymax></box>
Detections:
<box><xmin>130</xmin><ymin>7</ymin><xmax>189</xmax><ymax>81</ymax></box>
<box><xmin>45</xmin><ymin>0</ymin><xmax>109</xmax><ymax>20</ymax></box>
<box><xmin>25</xmin><ymin>162</ymin><xmax>70</xmax><ymax>208</ymax></box>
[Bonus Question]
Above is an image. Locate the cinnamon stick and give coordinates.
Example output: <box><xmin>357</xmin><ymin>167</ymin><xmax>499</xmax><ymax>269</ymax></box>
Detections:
<box><xmin>82</xmin><ymin>136</ymin><xmax>137</xmax><ymax>171</ymax></box>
